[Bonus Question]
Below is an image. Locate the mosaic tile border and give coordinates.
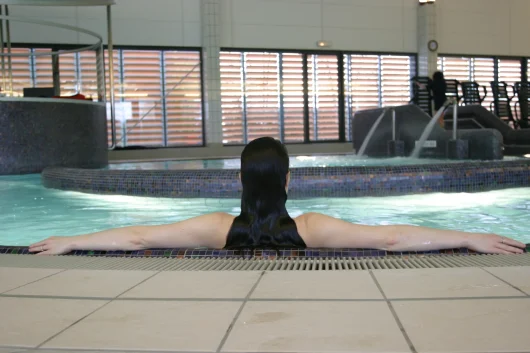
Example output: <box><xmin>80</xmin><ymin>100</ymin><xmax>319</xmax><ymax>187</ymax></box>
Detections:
<box><xmin>41</xmin><ymin>159</ymin><xmax>530</xmax><ymax>198</ymax></box>
<box><xmin>1</xmin><ymin>245</ymin><xmax>528</xmax><ymax>258</ymax></box>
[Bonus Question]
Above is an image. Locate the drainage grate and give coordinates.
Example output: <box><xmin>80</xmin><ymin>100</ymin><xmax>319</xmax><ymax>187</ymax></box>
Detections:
<box><xmin>1</xmin><ymin>254</ymin><xmax>530</xmax><ymax>271</ymax></box>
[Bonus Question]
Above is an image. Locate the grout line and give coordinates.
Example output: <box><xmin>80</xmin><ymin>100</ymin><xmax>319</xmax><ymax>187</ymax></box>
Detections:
<box><xmin>0</xmin><ymin>294</ymin><xmax>111</xmax><ymax>301</ymax></box>
<box><xmin>28</xmin><ymin>349</ymin><xmax>215</xmax><ymax>353</ymax></box>
<box><xmin>0</xmin><ymin>268</ymin><xmax>69</xmax><ymax>295</ymax></box>
<box><xmin>1</xmin><ymin>347</ymin><xmax>401</xmax><ymax>353</ymax></box>
<box><xmin>1</xmin><ymin>293</ymin><xmax>529</xmax><ymax>302</ymax></box>
<box><xmin>0</xmin><ymin>344</ymin><xmax>33</xmax><ymax>350</ymax></box>
<box><xmin>481</xmin><ymin>267</ymin><xmax>530</xmax><ymax>297</ymax></box>
<box><xmin>19</xmin><ymin>348</ymin><xmax>216</xmax><ymax>353</ymax></box>
<box><xmin>4</xmin><ymin>347</ymin><xmax>530</xmax><ymax>353</ymax></box>
<box><xmin>215</xmin><ymin>270</ymin><xmax>266</xmax><ymax>353</ymax></box>
<box><xmin>369</xmin><ymin>270</ymin><xmax>417</xmax><ymax>353</ymax></box>
<box><xmin>34</xmin><ymin>270</ymin><xmax>162</xmax><ymax>349</ymax></box>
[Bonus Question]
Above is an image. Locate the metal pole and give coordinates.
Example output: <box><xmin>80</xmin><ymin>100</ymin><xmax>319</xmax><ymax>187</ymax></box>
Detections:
<box><xmin>0</xmin><ymin>6</ymin><xmax>6</xmax><ymax>93</ymax></box>
<box><xmin>51</xmin><ymin>51</ymin><xmax>60</xmax><ymax>96</ymax></box>
<box><xmin>95</xmin><ymin>44</ymin><xmax>105</xmax><ymax>102</ymax></box>
<box><xmin>391</xmin><ymin>109</ymin><xmax>395</xmax><ymax>140</ymax></box>
<box><xmin>5</xmin><ymin>5</ymin><xmax>12</xmax><ymax>94</ymax></box>
<box><xmin>107</xmin><ymin>5</ymin><xmax>117</xmax><ymax>150</ymax></box>
<box><xmin>452</xmin><ymin>100</ymin><xmax>458</xmax><ymax>140</ymax></box>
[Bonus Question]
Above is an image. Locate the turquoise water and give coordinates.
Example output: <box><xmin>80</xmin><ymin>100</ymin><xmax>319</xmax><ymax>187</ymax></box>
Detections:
<box><xmin>1</xmin><ymin>174</ymin><xmax>529</xmax><ymax>246</ymax></box>
<box><xmin>108</xmin><ymin>155</ymin><xmax>524</xmax><ymax>170</ymax></box>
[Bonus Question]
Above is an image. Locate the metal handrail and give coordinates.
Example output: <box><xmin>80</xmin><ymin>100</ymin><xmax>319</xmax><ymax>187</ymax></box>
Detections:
<box><xmin>0</xmin><ymin>5</ymin><xmax>116</xmax><ymax>150</ymax></box>
<box><xmin>391</xmin><ymin>108</ymin><xmax>396</xmax><ymax>141</ymax></box>
<box><xmin>452</xmin><ymin>99</ymin><xmax>458</xmax><ymax>140</ymax></box>
<box><xmin>0</xmin><ymin>16</ymin><xmax>103</xmax><ymax>56</ymax></box>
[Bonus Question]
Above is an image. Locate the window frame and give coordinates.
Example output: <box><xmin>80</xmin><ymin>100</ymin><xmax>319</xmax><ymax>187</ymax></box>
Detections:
<box><xmin>8</xmin><ymin>43</ymin><xmax>206</xmax><ymax>149</ymax></box>
<box><xmin>220</xmin><ymin>47</ymin><xmax>418</xmax><ymax>146</ymax></box>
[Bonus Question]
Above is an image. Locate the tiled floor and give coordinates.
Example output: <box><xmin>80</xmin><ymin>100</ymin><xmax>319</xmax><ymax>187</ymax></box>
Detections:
<box><xmin>0</xmin><ymin>263</ymin><xmax>529</xmax><ymax>353</ymax></box>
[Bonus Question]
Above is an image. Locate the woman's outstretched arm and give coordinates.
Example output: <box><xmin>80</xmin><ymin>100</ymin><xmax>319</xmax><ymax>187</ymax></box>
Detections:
<box><xmin>297</xmin><ymin>212</ymin><xmax>525</xmax><ymax>254</ymax></box>
<box><xmin>29</xmin><ymin>212</ymin><xmax>234</xmax><ymax>255</ymax></box>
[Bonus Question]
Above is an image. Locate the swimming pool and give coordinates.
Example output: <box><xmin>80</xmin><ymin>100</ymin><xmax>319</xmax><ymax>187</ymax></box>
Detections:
<box><xmin>2</xmin><ymin>174</ymin><xmax>529</xmax><ymax>246</ymax></box>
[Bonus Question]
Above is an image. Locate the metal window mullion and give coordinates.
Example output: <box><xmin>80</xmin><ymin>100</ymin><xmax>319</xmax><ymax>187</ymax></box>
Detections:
<box><xmin>302</xmin><ymin>54</ymin><xmax>310</xmax><ymax>143</ymax></box>
<box><xmin>240</xmin><ymin>53</ymin><xmax>248</xmax><ymax>144</ymax></box>
<box><xmin>493</xmin><ymin>57</ymin><xmax>499</xmax><ymax>83</ymax></box>
<box><xmin>521</xmin><ymin>58</ymin><xmax>528</xmax><ymax>123</ymax></box>
<box><xmin>311</xmin><ymin>55</ymin><xmax>318</xmax><ymax>141</ymax></box>
<box><xmin>377</xmin><ymin>55</ymin><xmax>382</xmax><ymax>107</ymax></box>
<box><xmin>409</xmin><ymin>55</ymin><xmax>414</xmax><ymax>101</ymax></box>
<box><xmin>160</xmin><ymin>51</ymin><xmax>168</xmax><ymax>147</ymax></box>
<box><xmin>468</xmin><ymin>58</ymin><xmax>475</xmax><ymax>81</ymax></box>
<box><xmin>278</xmin><ymin>53</ymin><xmax>285</xmax><ymax>142</ymax></box>
<box><xmin>74</xmin><ymin>51</ymin><xmax>81</xmax><ymax>93</ymax></box>
<box><xmin>337</xmin><ymin>53</ymin><xmax>345</xmax><ymax>142</ymax></box>
<box><xmin>119</xmin><ymin>49</ymin><xmax>126</xmax><ymax>147</ymax></box>
<box><xmin>344</xmin><ymin>54</ymin><xmax>352</xmax><ymax>141</ymax></box>
<box><xmin>29</xmin><ymin>48</ymin><xmax>36</xmax><ymax>87</ymax></box>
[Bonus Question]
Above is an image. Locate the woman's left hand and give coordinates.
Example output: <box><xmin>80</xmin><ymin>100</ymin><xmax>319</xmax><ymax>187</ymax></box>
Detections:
<box><xmin>29</xmin><ymin>236</ymin><xmax>74</xmax><ymax>255</ymax></box>
<box><xmin>466</xmin><ymin>233</ymin><xmax>525</xmax><ymax>254</ymax></box>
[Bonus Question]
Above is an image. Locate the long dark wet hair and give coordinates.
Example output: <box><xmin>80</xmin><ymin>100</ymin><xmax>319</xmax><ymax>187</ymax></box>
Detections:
<box><xmin>224</xmin><ymin>137</ymin><xmax>306</xmax><ymax>250</ymax></box>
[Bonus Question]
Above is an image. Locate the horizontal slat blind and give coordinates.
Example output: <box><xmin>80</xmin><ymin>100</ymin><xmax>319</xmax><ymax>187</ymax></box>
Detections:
<box><xmin>220</xmin><ymin>51</ymin><xmax>244</xmax><ymax>144</ymax></box>
<box><xmin>438</xmin><ymin>57</ymin><xmax>471</xmax><ymax>82</ymax></box>
<box><xmin>381</xmin><ymin>55</ymin><xmax>411</xmax><ymax>107</ymax></box>
<box><xmin>10</xmin><ymin>48</ymin><xmax>32</xmax><ymax>96</ymax></box>
<box><xmin>472</xmin><ymin>58</ymin><xmax>494</xmax><ymax>109</ymax></box>
<box><xmin>33</xmin><ymin>48</ymin><xmax>53</xmax><ymax>88</ymax></box>
<box><xmin>439</xmin><ymin>56</ymin><xmax>494</xmax><ymax>109</ymax></box>
<box><xmin>245</xmin><ymin>52</ymin><xmax>280</xmax><ymax>141</ymax></box>
<box><xmin>3</xmin><ymin>47</ymin><xmax>204</xmax><ymax>148</ymax></box>
<box><xmin>59</xmin><ymin>53</ymin><xmax>77</xmax><ymax>96</ymax></box>
<box><xmin>120</xmin><ymin>50</ymin><xmax>164</xmax><ymax>147</ymax></box>
<box><xmin>281</xmin><ymin>53</ymin><xmax>304</xmax><ymax>143</ymax></box>
<box><xmin>163</xmin><ymin>50</ymin><xmax>203</xmax><ymax>146</ymax></box>
<box><xmin>308</xmin><ymin>54</ymin><xmax>339</xmax><ymax>141</ymax></box>
<box><xmin>498</xmin><ymin>58</ymin><xmax>521</xmax><ymax>120</ymax></box>
<box><xmin>346</xmin><ymin>54</ymin><xmax>379</xmax><ymax>111</ymax></box>
<box><xmin>498</xmin><ymin>59</ymin><xmax>521</xmax><ymax>88</ymax></box>
<box><xmin>78</xmin><ymin>50</ymin><xmax>98</xmax><ymax>100</ymax></box>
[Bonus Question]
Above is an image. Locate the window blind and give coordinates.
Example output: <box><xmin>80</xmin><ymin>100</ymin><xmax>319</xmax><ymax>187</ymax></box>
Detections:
<box><xmin>163</xmin><ymin>50</ymin><xmax>203</xmax><ymax>146</ymax></box>
<box><xmin>381</xmin><ymin>55</ymin><xmax>412</xmax><ymax>107</ymax></box>
<box><xmin>9</xmin><ymin>48</ymin><xmax>32</xmax><ymax>96</ymax></box>
<box><xmin>308</xmin><ymin>54</ymin><xmax>339</xmax><ymax>141</ymax></box>
<box><xmin>281</xmin><ymin>53</ymin><xmax>304</xmax><ymax>143</ymax></box>
<box><xmin>220</xmin><ymin>51</ymin><xmax>245</xmax><ymax>144</ymax></box>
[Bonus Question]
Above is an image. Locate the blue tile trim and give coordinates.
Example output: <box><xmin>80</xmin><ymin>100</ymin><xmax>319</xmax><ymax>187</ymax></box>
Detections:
<box><xmin>1</xmin><ymin>246</ymin><xmax>528</xmax><ymax>258</ymax></box>
<box><xmin>41</xmin><ymin>159</ymin><xmax>530</xmax><ymax>199</ymax></box>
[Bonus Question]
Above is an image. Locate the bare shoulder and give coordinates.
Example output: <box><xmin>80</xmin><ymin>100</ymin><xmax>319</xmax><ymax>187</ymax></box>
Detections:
<box><xmin>207</xmin><ymin>212</ymin><xmax>236</xmax><ymax>238</ymax></box>
<box><xmin>293</xmin><ymin>212</ymin><xmax>374</xmax><ymax>248</ymax></box>
<box><xmin>293</xmin><ymin>213</ymin><xmax>311</xmax><ymax>245</ymax></box>
<box><xmin>217</xmin><ymin>212</ymin><xmax>236</xmax><ymax>229</ymax></box>
<box><xmin>146</xmin><ymin>212</ymin><xmax>236</xmax><ymax>249</ymax></box>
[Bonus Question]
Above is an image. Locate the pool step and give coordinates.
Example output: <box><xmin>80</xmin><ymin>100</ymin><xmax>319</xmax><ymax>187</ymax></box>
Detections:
<box><xmin>1</xmin><ymin>254</ymin><xmax>530</xmax><ymax>271</ymax></box>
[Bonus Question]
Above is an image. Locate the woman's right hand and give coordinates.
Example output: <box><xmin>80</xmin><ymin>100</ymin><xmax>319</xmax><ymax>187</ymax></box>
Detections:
<box><xmin>29</xmin><ymin>236</ymin><xmax>74</xmax><ymax>255</ymax></box>
<box><xmin>466</xmin><ymin>233</ymin><xmax>526</xmax><ymax>254</ymax></box>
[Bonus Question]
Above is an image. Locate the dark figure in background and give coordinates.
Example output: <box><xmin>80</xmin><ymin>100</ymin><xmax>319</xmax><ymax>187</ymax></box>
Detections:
<box><xmin>429</xmin><ymin>71</ymin><xmax>447</xmax><ymax>126</ymax></box>
<box><xmin>414</xmin><ymin>71</ymin><xmax>447</xmax><ymax>127</ymax></box>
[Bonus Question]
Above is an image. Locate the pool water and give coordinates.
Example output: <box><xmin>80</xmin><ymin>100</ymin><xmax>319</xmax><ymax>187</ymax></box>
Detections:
<box><xmin>107</xmin><ymin>155</ymin><xmax>524</xmax><ymax>170</ymax></box>
<box><xmin>1</xmin><ymin>174</ymin><xmax>529</xmax><ymax>246</ymax></box>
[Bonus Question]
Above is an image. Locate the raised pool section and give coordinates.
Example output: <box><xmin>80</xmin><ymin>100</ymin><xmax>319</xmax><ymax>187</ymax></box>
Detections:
<box><xmin>0</xmin><ymin>98</ymin><xmax>108</xmax><ymax>175</ymax></box>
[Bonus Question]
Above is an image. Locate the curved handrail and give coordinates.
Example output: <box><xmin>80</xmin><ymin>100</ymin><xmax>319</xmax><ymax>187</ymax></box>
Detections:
<box><xmin>0</xmin><ymin>15</ymin><xmax>102</xmax><ymax>56</ymax></box>
<box><xmin>0</xmin><ymin>0</ymin><xmax>115</xmax><ymax>5</ymax></box>
<box><xmin>0</xmin><ymin>12</ymin><xmax>116</xmax><ymax>150</ymax></box>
